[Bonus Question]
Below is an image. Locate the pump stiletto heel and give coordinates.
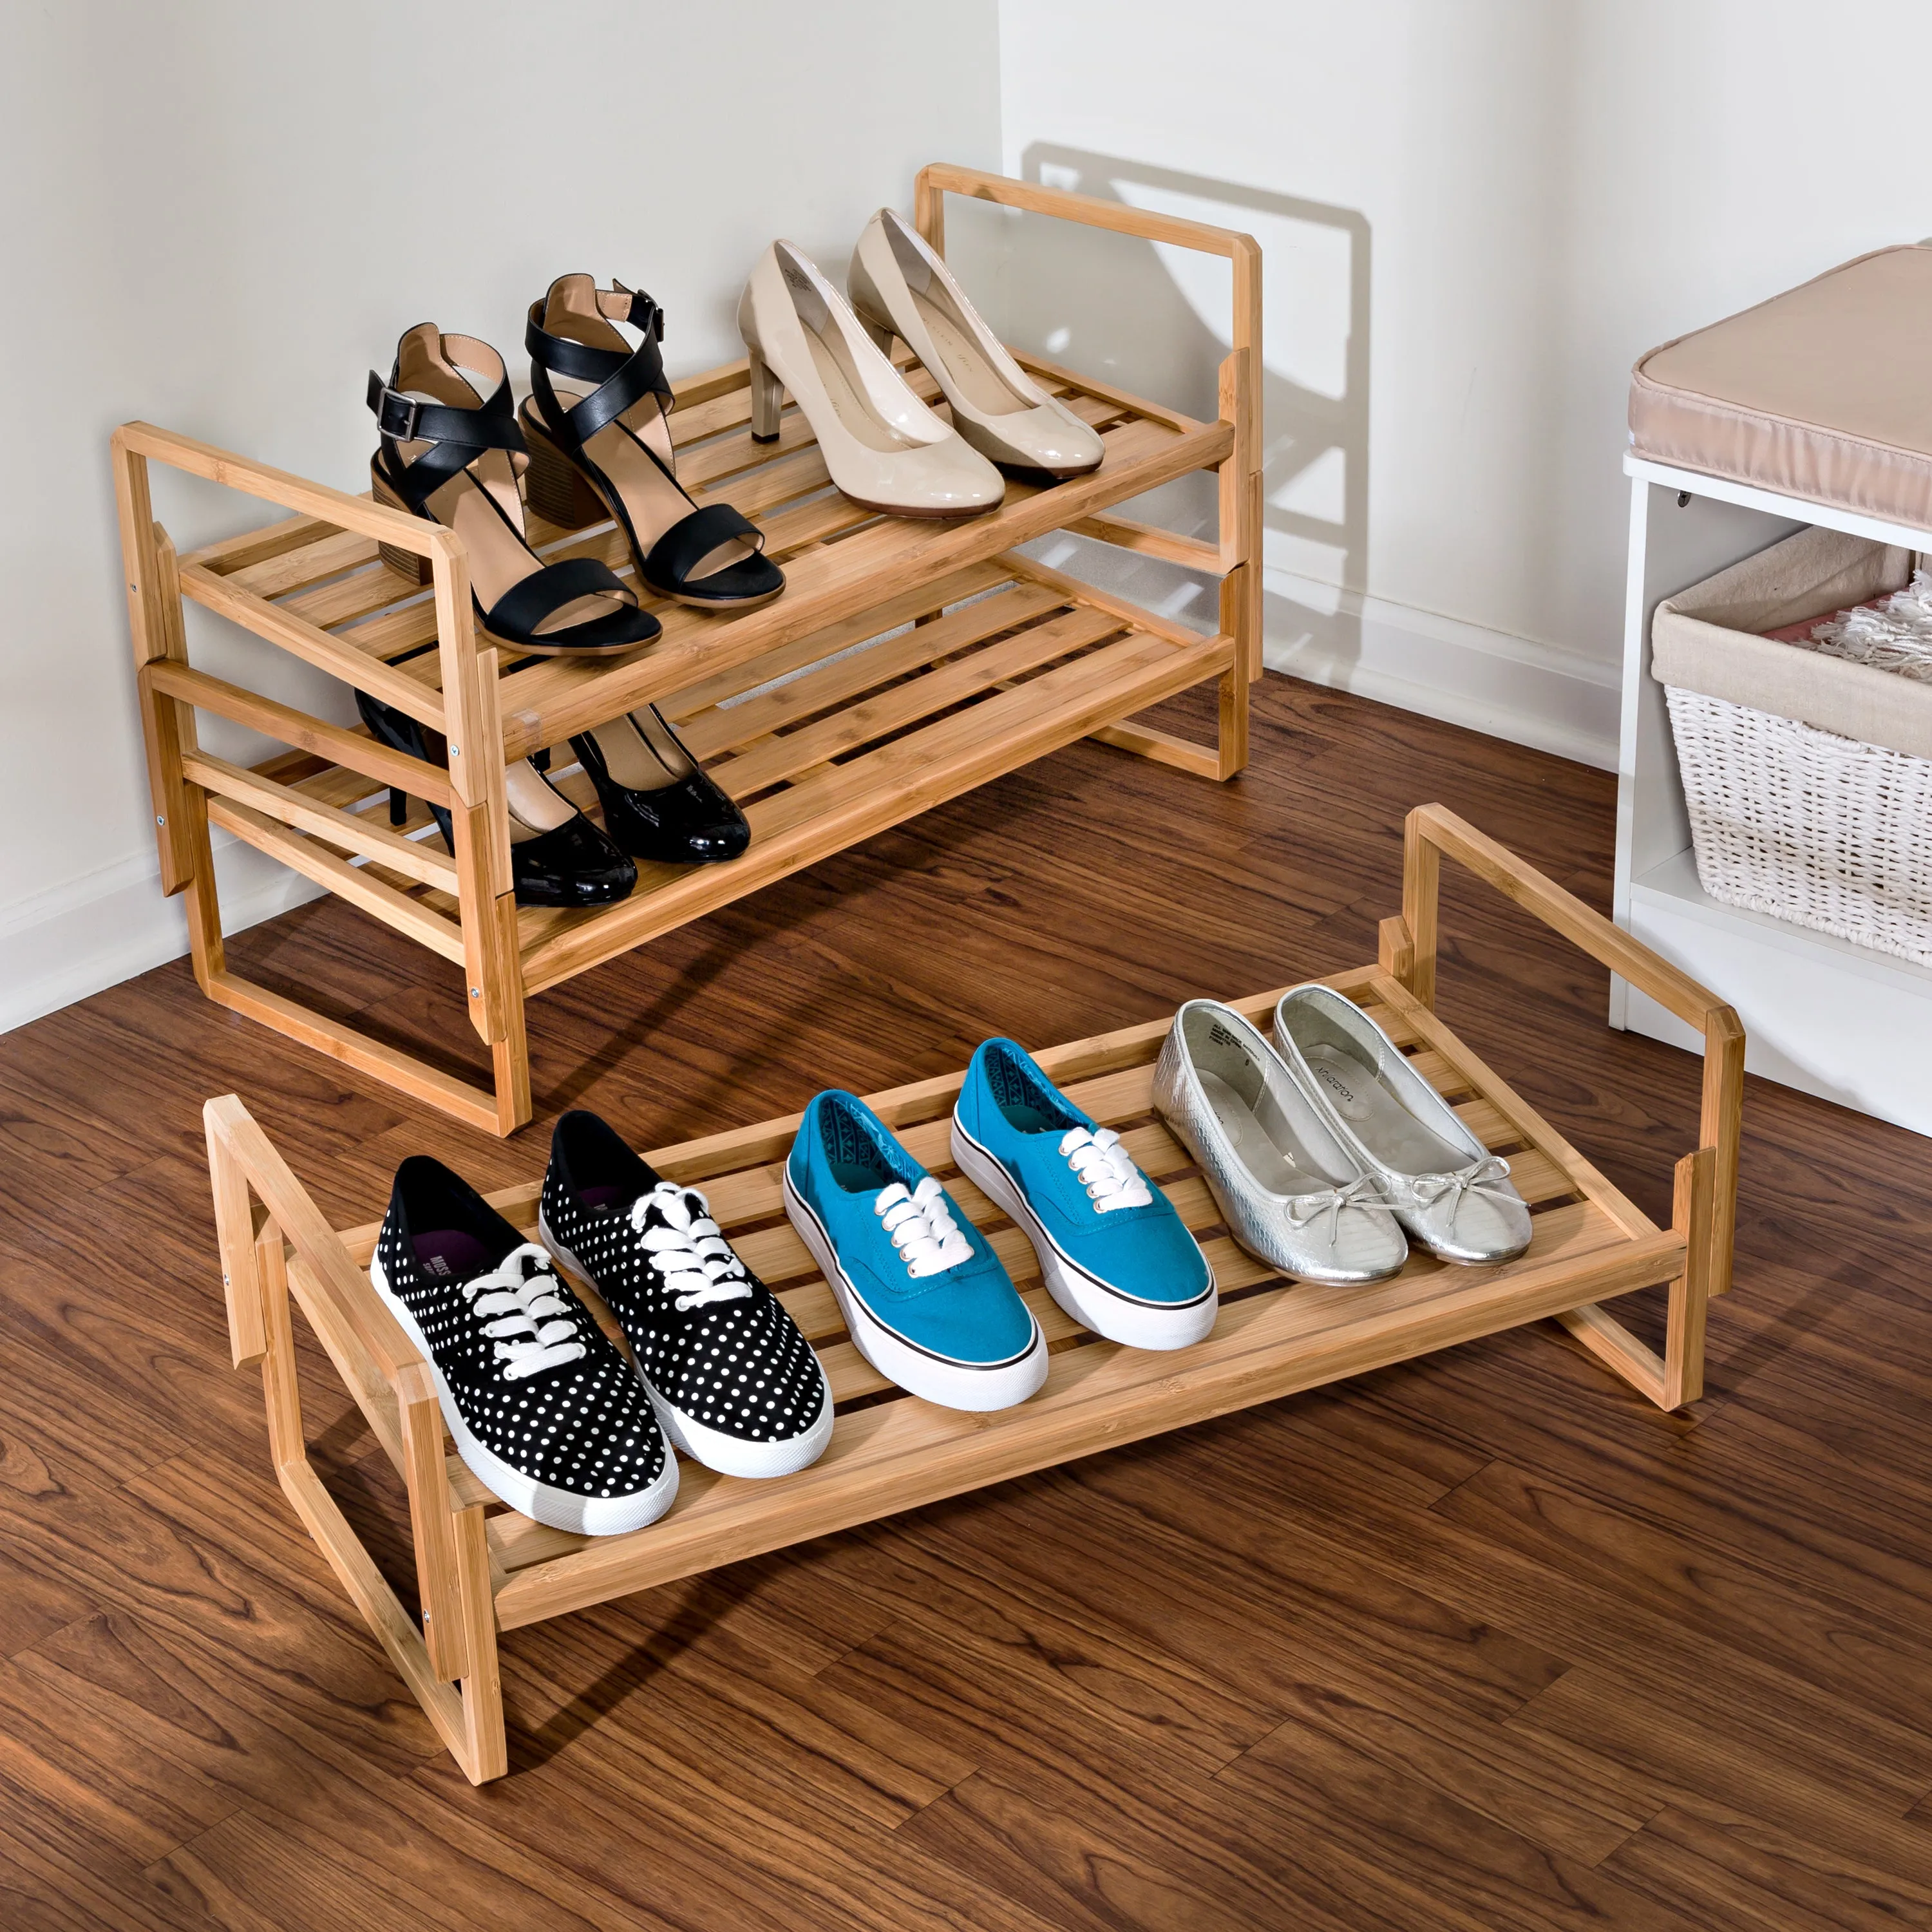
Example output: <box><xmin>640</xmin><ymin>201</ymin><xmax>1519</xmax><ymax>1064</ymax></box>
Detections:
<box><xmin>353</xmin><ymin>688</ymin><xmax>636</xmax><ymax>908</ymax></box>
<box><xmin>367</xmin><ymin>325</ymin><xmax>661</xmax><ymax>657</ymax></box>
<box><xmin>521</xmin><ymin>276</ymin><xmax>784</xmax><ymax>611</ymax></box>
<box><xmin>746</xmin><ymin>347</ymin><xmax>785</xmax><ymax>444</ymax></box>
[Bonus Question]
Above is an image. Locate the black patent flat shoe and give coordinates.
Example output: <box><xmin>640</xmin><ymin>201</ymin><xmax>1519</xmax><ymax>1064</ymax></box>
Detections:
<box><xmin>355</xmin><ymin>691</ymin><xmax>637</xmax><ymax>908</ymax></box>
<box><xmin>569</xmin><ymin>707</ymin><xmax>750</xmax><ymax>866</ymax></box>
<box><xmin>366</xmin><ymin>325</ymin><xmax>662</xmax><ymax>657</ymax></box>
<box><xmin>520</xmin><ymin>276</ymin><xmax>785</xmax><ymax>611</ymax></box>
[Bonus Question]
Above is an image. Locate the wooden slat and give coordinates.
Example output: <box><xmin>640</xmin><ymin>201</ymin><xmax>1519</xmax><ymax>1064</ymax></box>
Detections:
<box><xmin>489</xmin><ymin>413</ymin><xmax>1228</xmax><ymax>759</ymax></box>
<box><xmin>179</xmin><ymin>510</ymin><xmax>342</xmax><ymax>576</ymax></box>
<box><xmin>227</xmin><ymin>527</ymin><xmax>379</xmax><ymax>600</ymax></box>
<box><xmin>493</xmin><ymin>1208</ymin><xmax>1677</xmax><ymax>1627</ymax></box>
<box><xmin>710</xmin><ymin>605</ymin><xmax>1122</xmax><ymax>798</ymax></box>
<box><xmin>147</xmin><ymin>660</ymin><xmax>453</xmax><ymax>805</ymax></box>
<box><xmin>118</xmin><ymin>422</ymin><xmax>450</xmax><ymax>554</ymax></box>
<box><xmin>206</xmin><ymin>798</ymin><xmax>467</xmax><ymax>964</ymax></box>
<box><xmin>678</xmin><ymin>581</ymin><xmax>1067</xmax><ymax>762</ymax></box>
<box><xmin>662</xmin><ymin>562</ymin><xmax>1014</xmax><ymax>723</ymax></box>
<box><xmin>206</xmin><ymin>971</ymin><xmax>503</xmax><ymax>1135</ymax></box>
<box><xmin>185</xmin><ymin>751</ymin><xmax>458</xmax><ymax>889</ymax></box>
<box><xmin>518</xmin><ymin>628</ymin><xmax>1230</xmax><ymax>992</ymax></box>
<box><xmin>1088</xmin><ymin>719</ymin><xmax>1221</xmax><ymax>780</ymax></box>
<box><xmin>1372</xmin><ymin>974</ymin><xmax>1656</xmax><ymax>1239</ymax></box>
<box><xmin>1068</xmin><ymin>511</ymin><xmax>1222</xmax><ymax>571</ymax></box>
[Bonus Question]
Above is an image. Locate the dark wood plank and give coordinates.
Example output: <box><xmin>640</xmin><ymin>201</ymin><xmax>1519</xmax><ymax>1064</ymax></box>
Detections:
<box><xmin>1</xmin><ymin>671</ymin><xmax>1927</xmax><ymax>1930</ymax></box>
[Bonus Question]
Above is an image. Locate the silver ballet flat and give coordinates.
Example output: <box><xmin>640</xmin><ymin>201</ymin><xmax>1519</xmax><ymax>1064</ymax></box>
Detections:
<box><xmin>847</xmin><ymin>207</ymin><xmax>1106</xmax><ymax>481</ymax></box>
<box><xmin>1153</xmin><ymin>1001</ymin><xmax>1408</xmax><ymax>1286</ymax></box>
<box><xmin>1271</xmin><ymin>984</ymin><xmax>1533</xmax><ymax>1267</ymax></box>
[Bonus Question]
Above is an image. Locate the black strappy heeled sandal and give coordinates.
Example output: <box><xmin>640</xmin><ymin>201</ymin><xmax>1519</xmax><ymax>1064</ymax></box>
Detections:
<box><xmin>519</xmin><ymin>277</ymin><xmax>785</xmax><ymax>612</ymax></box>
<box><xmin>368</xmin><ymin>325</ymin><xmax>662</xmax><ymax>658</ymax></box>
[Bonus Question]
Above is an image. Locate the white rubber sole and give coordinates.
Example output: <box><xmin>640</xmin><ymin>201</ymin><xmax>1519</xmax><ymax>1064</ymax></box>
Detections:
<box><xmin>950</xmin><ymin>1121</ymin><xmax>1218</xmax><ymax>1350</ymax></box>
<box><xmin>537</xmin><ymin>1215</ymin><xmax>837</xmax><ymax>1479</ymax></box>
<box><xmin>370</xmin><ymin>1251</ymin><xmax>678</xmax><ymax>1535</ymax></box>
<box><xmin>782</xmin><ymin>1172</ymin><xmax>1048</xmax><ymax>1413</ymax></box>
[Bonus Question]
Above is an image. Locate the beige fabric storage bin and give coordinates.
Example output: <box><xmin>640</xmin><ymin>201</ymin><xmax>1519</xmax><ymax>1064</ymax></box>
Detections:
<box><xmin>1651</xmin><ymin>526</ymin><xmax>1932</xmax><ymax>967</ymax></box>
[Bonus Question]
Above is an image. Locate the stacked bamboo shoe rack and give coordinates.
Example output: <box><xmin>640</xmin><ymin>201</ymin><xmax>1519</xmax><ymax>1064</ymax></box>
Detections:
<box><xmin>203</xmin><ymin>807</ymin><xmax>1743</xmax><ymax>1783</ymax></box>
<box><xmin>115</xmin><ymin>164</ymin><xmax>1264</xmax><ymax>1135</ymax></box>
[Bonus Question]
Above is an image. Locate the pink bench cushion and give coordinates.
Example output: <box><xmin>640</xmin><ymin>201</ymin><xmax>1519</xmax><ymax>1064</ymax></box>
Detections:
<box><xmin>1629</xmin><ymin>245</ymin><xmax>1932</xmax><ymax>531</ymax></box>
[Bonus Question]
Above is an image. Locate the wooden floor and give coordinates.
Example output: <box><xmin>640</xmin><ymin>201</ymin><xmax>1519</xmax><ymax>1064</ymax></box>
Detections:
<box><xmin>4</xmin><ymin>674</ymin><xmax>1929</xmax><ymax>1930</ymax></box>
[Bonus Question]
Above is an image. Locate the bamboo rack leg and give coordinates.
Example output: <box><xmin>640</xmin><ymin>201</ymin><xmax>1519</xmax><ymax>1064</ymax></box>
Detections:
<box><xmin>440</xmin><ymin>615</ymin><xmax>533</xmax><ymax>1137</ymax></box>
<box><xmin>399</xmin><ymin>1368</ymin><xmax>469</xmax><ymax>1684</ymax></box>
<box><xmin>1217</xmin><ymin>566</ymin><xmax>1252</xmax><ymax>779</ymax></box>
<box><xmin>1401</xmin><ymin>814</ymin><xmax>1443</xmax><ymax>1008</ymax></box>
<box><xmin>453</xmin><ymin>1504</ymin><xmax>507</xmax><ymax>1783</ymax></box>
<box><xmin>1663</xmin><ymin>1145</ymin><xmax>1716</xmax><ymax>1406</ymax></box>
<box><xmin>206</xmin><ymin>1108</ymin><xmax>268</xmax><ymax>1368</ymax></box>
<box><xmin>256</xmin><ymin>1220</ymin><xmax>304</xmax><ymax>1467</ymax></box>
<box><xmin>1699</xmin><ymin>1009</ymin><xmax>1745</xmax><ymax>1297</ymax></box>
<box><xmin>213</xmin><ymin>1104</ymin><xmax>507</xmax><ymax>1781</ymax></box>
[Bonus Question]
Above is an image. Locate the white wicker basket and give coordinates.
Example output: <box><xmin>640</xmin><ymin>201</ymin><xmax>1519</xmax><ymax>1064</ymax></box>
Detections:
<box><xmin>1665</xmin><ymin>685</ymin><xmax>1932</xmax><ymax>967</ymax></box>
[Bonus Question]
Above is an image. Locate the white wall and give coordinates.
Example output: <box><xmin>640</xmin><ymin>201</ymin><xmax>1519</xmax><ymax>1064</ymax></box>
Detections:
<box><xmin>0</xmin><ymin>0</ymin><xmax>999</xmax><ymax>1027</ymax></box>
<box><xmin>15</xmin><ymin>1</ymin><xmax>1932</xmax><ymax>1030</ymax></box>
<box><xmin>996</xmin><ymin>0</ymin><xmax>1932</xmax><ymax>767</ymax></box>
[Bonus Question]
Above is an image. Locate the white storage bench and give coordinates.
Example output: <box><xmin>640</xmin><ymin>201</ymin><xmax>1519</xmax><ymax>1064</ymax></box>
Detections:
<box><xmin>1615</xmin><ymin>243</ymin><xmax>1932</xmax><ymax>1137</ymax></box>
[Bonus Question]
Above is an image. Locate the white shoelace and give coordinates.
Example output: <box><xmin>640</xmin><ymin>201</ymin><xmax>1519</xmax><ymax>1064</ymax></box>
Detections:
<box><xmin>465</xmin><ymin>1242</ymin><xmax>588</xmax><ymax>1381</ymax></box>
<box><xmin>875</xmin><ymin>1177</ymin><xmax>973</xmax><ymax>1278</ymax></box>
<box><xmin>1059</xmin><ymin>1126</ymin><xmax>1151</xmax><ymax>1212</ymax></box>
<box><xmin>630</xmin><ymin>1181</ymin><xmax>753</xmax><ymax>1311</ymax></box>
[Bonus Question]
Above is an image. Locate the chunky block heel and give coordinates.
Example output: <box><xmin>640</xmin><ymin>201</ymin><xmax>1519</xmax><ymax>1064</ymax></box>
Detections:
<box><xmin>523</xmin><ymin>422</ymin><xmax>608</xmax><ymax>531</ymax></box>
<box><xmin>370</xmin><ymin>468</ymin><xmax>433</xmax><ymax>585</ymax></box>
<box><xmin>746</xmin><ymin>347</ymin><xmax>784</xmax><ymax>443</ymax></box>
<box><xmin>522</xmin><ymin>274</ymin><xmax>783</xmax><ymax>611</ymax></box>
<box><xmin>388</xmin><ymin>785</ymin><xmax>408</xmax><ymax>827</ymax></box>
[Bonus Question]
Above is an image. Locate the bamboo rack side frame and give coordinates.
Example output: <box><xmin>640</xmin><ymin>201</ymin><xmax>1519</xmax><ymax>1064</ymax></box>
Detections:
<box><xmin>204</xmin><ymin>807</ymin><xmax>1743</xmax><ymax>1784</ymax></box>
<box><xmin>117</xmin><ymin>164</ymin><xmax>1265</xmax><ymax>1137</ymax></box>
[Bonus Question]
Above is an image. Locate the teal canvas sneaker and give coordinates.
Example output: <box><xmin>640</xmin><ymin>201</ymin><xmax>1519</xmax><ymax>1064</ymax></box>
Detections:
<box><xmin>952</xmin><ymin>1038</ymin><xmax>1216</xmax><ymax>1349</ymax></box>
<box><xmin>784</xmin><ymin>1089</ymin><xmax>1048</xmax><ymax>1412</ymax></box>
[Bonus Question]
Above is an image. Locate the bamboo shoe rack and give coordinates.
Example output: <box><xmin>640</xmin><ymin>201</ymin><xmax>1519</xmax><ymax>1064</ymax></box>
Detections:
<box><xmin>117</xmin><ymin>165</ymin><xmax>1264</xmax><ymax>1135</ymax></box>
<box><xmin>204</xmin><ymin>807</ymin><xmax>1744</xmax><ymax>1784</ymax></box>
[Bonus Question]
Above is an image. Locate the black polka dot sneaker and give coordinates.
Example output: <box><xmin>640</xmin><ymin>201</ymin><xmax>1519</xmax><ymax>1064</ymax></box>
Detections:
<box><xmin>370</xmin><ymin>1155</ymin><xmax>677</xmax><ymax>1535</ymax></box>
<box><xmin>538</xmin><ymin>1110</ymin><xmax>834</xmax><ymax>1479</ymax></box>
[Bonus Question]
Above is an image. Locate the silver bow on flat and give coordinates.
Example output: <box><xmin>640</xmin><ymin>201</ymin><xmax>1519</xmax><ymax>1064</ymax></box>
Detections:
<box><xmin>1284</xmin><ymin>1174</ymin><xmax>1394</xmax><ymax>1245</ymax></box>
<box><xmin>1408</xmin><ymin>1155</ymin><xmax>1515</xmax><ymax>1230</ymax></box>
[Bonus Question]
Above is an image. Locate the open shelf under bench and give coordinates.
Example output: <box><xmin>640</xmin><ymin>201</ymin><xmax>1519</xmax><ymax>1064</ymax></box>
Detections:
<box><xmin>202</xmin><ymin>806</ymin><xmax>1743</xmax><ymax>1783</ymax></box>
<box><xmin>117</xmin><ymin>163</ymin><xmax>1264</xmax><ymax>1135</ymax></box>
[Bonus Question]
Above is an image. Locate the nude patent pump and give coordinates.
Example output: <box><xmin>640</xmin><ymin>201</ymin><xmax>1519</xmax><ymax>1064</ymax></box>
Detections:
<box><xmin>737</xmin><ymin>240</ymin><xmax>1003</xmax><ymax>520</ymax></box>
<box><xmin>848</xmin><ymin>207</ymin><xmax>1105</xmax><ymax>482</ymax></box>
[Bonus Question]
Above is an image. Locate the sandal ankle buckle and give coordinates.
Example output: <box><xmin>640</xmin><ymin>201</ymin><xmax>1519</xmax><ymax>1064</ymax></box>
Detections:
<box><xmin>375</xmin><ymin>388</ymin><xmax>424</xmax><ymax>442</ymax></box>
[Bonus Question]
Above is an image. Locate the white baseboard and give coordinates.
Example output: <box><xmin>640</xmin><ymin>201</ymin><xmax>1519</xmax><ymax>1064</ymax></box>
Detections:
<box><xmin>1013</xmin><ymin>533</ymin><xmax>1622</xmax><ymax>773</ymax></box>
<box><xmin>0</xmin><ymin>835</ymin><xmax>322</xmax><ymax>1034</ymax></box>
<box><xmin>1262</xmin><ymin>565</ymin><xmax>1622</xmax><ymax>772</ymax></box>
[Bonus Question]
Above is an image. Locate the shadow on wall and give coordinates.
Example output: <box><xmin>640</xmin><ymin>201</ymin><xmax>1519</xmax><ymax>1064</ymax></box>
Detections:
<box><xmin>993</xmin><ymin>144</ymin><xmax>1370</xmax><ymax>671</ymax></box>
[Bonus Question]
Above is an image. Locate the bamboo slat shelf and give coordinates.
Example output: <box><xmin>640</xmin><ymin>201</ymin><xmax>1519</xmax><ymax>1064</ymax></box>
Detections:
<box><xmin>204</xmin><ymin>806</ymin><xmax>1744</xmax><ymax>1785</ymax></box>
<box><xmin>117</xmin><ymin>164</ymin><xmax>1264</xmax><ymax>1136</ymax></box>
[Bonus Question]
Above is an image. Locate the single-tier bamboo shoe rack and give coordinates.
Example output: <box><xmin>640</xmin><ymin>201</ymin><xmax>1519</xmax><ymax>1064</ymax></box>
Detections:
<box><xmin>204</xmin><ymin>807</ymin><xmax>1743</xmax><ymax>1783</ymax></box>
<box><xmin>117</xmin><ymin>165</ymin><xmax>1262</xmax><ymax>1136</ymax></box>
